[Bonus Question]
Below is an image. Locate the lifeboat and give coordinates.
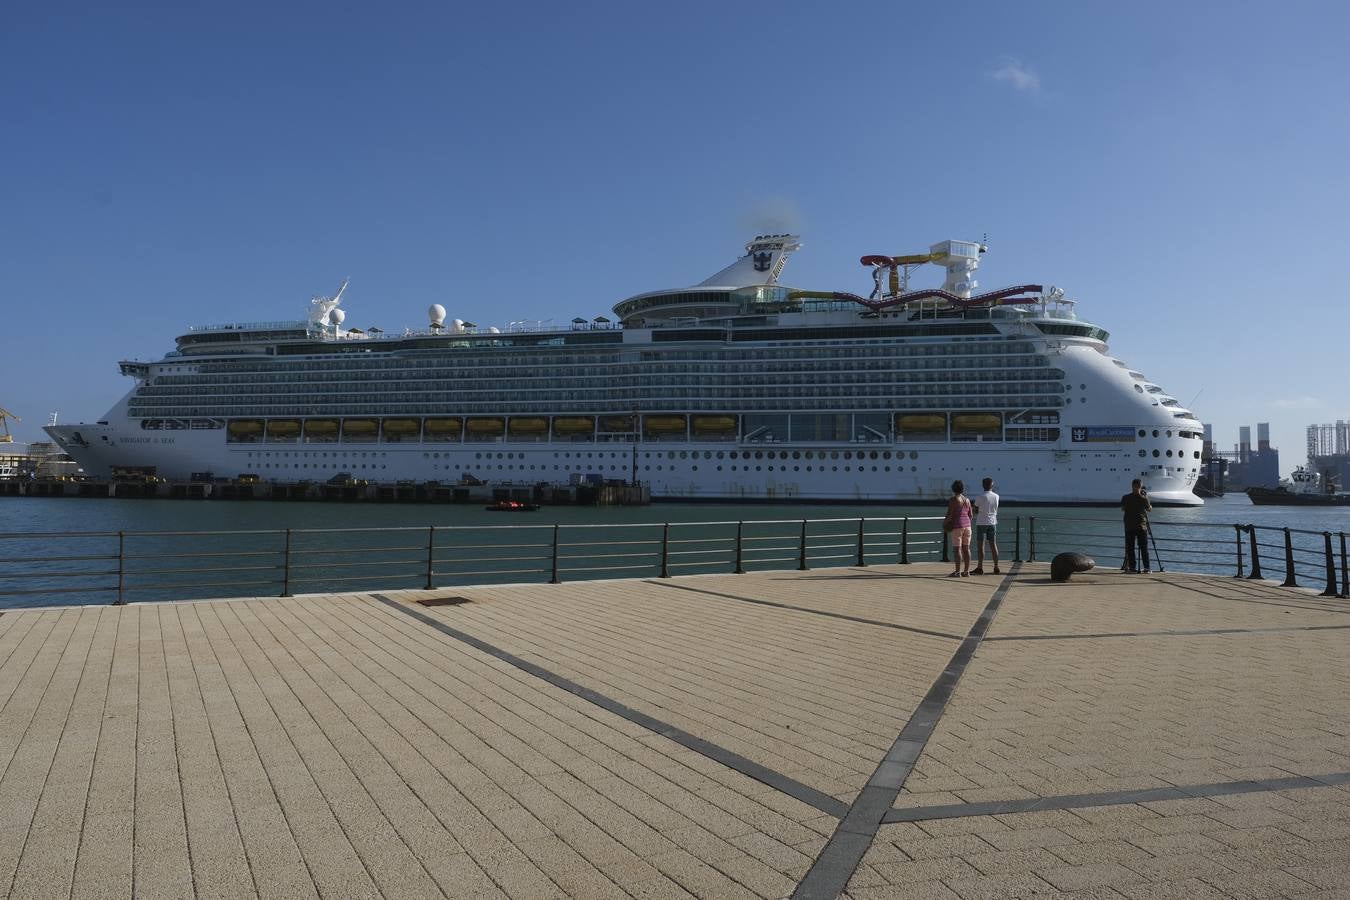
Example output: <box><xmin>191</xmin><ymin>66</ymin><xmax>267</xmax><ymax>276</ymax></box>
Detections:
<box><xmin>304</xmin><ymin>419</ymin><xmax>339</xmax><ymax>439</ymax></box>
<box><xmin>382</xmin><ymin>418</ymin><xmax>421</xmax><ymax>436</ymax></box>
<box><xmin>508</xmin><ymin>417</ymin><xmax>548</xmax><ymax>435</ymax></box>
<box><xmin>896</xmin><ymin>414</ymin><xmax>946</xmax><ymax>432</ymax></box>
<box><xmin>424</xmin><ymin>417</ymin><xmax>462</xmax><ymax>436</ymax></box>
<box><xmin>227</xmin><ymin>419</ymin><xmax>264</xmax><ymax>436</ymax></box>
<box><xmin>342</xmin><ymin>419</ymin><xmax>380</xmax><ymax>437</ymax></box>
<box><xmin>692</xmin><ymin>415</ymin><xmax>737</xmax><ymax>434</ymax></box>
<box><xmin>552</xmin><ymin>416</ymin><xmax>595</xmax><ymax>435</ymax></box>
<box><xmin>466</xmin><ymin>417</ymin><xmax>505</xmax><ymax>435</ymax></box>
<box><xmin>266</xmin><ymin>420</ymin><xmax>301</xmax><ymax>439</ymax></box>
<box><xmin>599</xmin><ymin>416</ymin><xmax>635</xmax><ymax>432</ymax></box>
<box><xmin>644</xmin><ymin>415</ymin><xmax>687</xmax><ymax>434</ymax></box>
<box><xmin>952</xmin><ymin>413</ymin><xmax>1002</xmax><ymax>432</ymax></box>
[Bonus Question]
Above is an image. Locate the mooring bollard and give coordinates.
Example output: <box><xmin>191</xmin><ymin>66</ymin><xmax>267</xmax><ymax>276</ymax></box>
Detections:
<box><xmin>899</xmin><ymin>517</ymin><xmax>909</xmax><ymax>565</ymax></box>
<box><xmin>281</xmin><ymin>528</ymin><xmax>293</xmax><ymax>597</ymax></box>
<box><xmin>1322</xmin><ymin>532</ymin><xmax>1338</xmax><ymax>598</ymax></box>
<box><xmin>1234</xmin><ymin>524</ymin><xmax>1245</xmax><ymax>578</ymax></box>
<box><xmin>855</xmin><ymin>518</ymin><xmax>867</xmax><ymax>567</ymax></box>
<box><xmin>1282</xmin><ymin>528</ymin><xmax>1298</xmax><ymax>588</ymax></box>
<box><xmin>424</xmin><ymin>525</ymin><xmax>436</xmax><ymax>590</ymax></box>
<box><xmin>798</xmin><ymin>519</ymin><xmax>809</xmax><ymax>571</ymax></box>
<box><xmin>1246</xmin><ymin>524</ymin><xmax>1263</xmax><ymax>580</ymax></box>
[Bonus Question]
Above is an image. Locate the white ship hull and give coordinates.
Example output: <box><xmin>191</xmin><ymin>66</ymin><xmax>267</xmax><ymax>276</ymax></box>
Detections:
<box><xmin>42</xmin><ymin>235</ymin><xmax>1207</xmax><ymax>506</ymax></box>
<box><xmin>46</xmin><ymin>419</ymin><xmax>1202</xmax><ymax>505</ymax></box>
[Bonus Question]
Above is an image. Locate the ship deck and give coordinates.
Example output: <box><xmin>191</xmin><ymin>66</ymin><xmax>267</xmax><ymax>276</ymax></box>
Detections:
<box><xmin>0</xmin><ymin>565</ymin><xmax>1347</xmax><ymax>898</ymax></box>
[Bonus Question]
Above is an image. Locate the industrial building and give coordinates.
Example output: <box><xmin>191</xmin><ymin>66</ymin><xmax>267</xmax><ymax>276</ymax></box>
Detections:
<box><xmin>1307</xmin><ymin>420</ymin><xmax>1350</xmax><ymax>491</ymax></box>
<box><xmin>1199</xmin><ymin>422</ymin><xmax>1280</xmax><ymax>494</ymax></box>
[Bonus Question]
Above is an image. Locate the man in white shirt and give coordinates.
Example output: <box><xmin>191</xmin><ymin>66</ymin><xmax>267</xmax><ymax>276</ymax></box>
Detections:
<box><xmin>972</xmin><ymin>477</ymin><xmax>1001</xmax><ymax>575</ymax></box>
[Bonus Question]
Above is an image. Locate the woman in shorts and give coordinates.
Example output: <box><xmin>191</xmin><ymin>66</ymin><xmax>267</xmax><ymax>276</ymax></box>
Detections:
<box><xmin>945</xmin><ymin>480</ymin><xmax>973</xmax><ymax>577</ymax></box>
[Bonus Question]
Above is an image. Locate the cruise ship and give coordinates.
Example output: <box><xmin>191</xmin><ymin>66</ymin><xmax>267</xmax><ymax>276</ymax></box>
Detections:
<box><xmin>46</xmin><ymin>236</ymin><xmax>1204</xmax><ymax>505</ymax></box>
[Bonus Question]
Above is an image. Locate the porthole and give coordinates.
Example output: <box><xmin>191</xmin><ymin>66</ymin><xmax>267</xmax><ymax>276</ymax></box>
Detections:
<box><xmin>1152</xmin><ymin>450</ymin><xmax>1160</xmax><ymax>457</ymax></box>
<box><xmin>910</xmin><ymin>451</ymin><xmax>918</xmax><ymax>460</ymax></box>
<box><xmin>1138</xmin><ymin>429</ymin><xmax>1146</xmax><ymax>437</ymax></box>
<box><xmin>1152</xmin><ymin>430</ymin><xmax>1159</xmax><ymax>437</ymax></box>
<box><xmin>1165</xmin><ymin>450</ymin><xmax>1173</xmax><ymax>457</ymax></box>
<box><xmin>1166</xmin><ymin>430</ymin><xmax>1172</xmax><ymax>438</ymax></box>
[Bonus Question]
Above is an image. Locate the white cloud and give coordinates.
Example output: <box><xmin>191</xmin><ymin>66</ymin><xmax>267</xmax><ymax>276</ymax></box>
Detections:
<box><xmin>992</xmin><ymin>58</ymin><xmax>1041</xmax><ymax>94</ymax></box>
<box><xmin>1273</xmin><ymin>395</ymin><xmax>1323</xmax><ymax>410</ymax></box>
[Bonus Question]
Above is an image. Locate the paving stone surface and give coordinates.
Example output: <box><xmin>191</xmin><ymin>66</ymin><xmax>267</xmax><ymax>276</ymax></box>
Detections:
<box><xmin>0</xmin><ymin>562</ymin><xmax>1346</xmax><ymax>899</ymax></box>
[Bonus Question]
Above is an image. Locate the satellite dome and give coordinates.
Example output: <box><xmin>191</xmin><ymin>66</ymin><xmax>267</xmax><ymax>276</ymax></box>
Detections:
<box><xmin>329</xmin><ymin>308</ymin><xmax>346</xmax><ymax>326</ymax></box>
<box><xmin>452</xmin><ymin>318</ymin><xmax>466</xmax><ymax>334</ymax></box>
<box><xmin>428</xmin><ymin>304</ymin><xmax>446</xmax><ymax>326</ymax></box>
<box><xmin>488</xmin><ymin>326</ymin><xmax>501</xmax><ymax>334</ymax></box>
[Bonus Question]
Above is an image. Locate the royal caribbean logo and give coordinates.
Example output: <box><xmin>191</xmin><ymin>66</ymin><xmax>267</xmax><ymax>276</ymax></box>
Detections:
<box><xmin>1072</xmin><ymin>426</ymin><xmax>1136</xmax><ymax>443</ymax></box>
<box><xmin>752</xmin><ymin>251</ymin><xmax>772</xmax><ymax>272</ymax></box>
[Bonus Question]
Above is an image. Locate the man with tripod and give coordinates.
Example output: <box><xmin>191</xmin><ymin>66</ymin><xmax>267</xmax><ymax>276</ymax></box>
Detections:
<box><xmin>1121</xmin><ymin>479</ymin><xmax>1153</xmax><ymax>573</ymax></box>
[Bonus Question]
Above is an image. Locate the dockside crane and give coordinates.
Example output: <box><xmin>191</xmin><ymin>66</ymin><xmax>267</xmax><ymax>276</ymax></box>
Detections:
<box><xmin>0</xmin><ymin>408</ymin><xmax>18</xmax><ymax>443</ymax></box>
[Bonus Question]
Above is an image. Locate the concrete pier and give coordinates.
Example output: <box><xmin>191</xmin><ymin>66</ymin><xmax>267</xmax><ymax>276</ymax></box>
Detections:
<box><xmin>0</xmin><ymin>565</ymin><xmax>1346</xmax><ymax>898</ymax></box>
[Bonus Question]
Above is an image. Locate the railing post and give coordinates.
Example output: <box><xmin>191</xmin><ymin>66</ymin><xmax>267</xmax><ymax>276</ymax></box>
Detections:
<box><xmin>1029</xmin><ymin>517</ymin><xmax>1037</xmax><ymax>563</ymax></box>
<box><xmin>1339</xmin><ymin>533</ymin><xmax>1348</xmax><ymax>600</ymax></box>
<box><xmin>660</xmin><ymin>523</ymin><xmax>671</xmax><ymax>578</ymax></box>
<box><xmin>1322</xmin><ymin>532</ymin><xmax>1338</xmax><ymax>598</ymax></box>
<box><xmin>1281</xmin><ymin>528</ymin><xmax>1298</xmax><ymax>587</ymax></box>
<box><xmin>798</xmin><ymin>519</ymin><xmax>809</xmax><ymax>571</ymax></box>
<box><xmin>281</xmin><ymin>528</ymin><xmax>292</xmax><ymax>597</ymax></box>
<box><xmin>424</xmin><ymin>525</ymin><xmax>435</xmax><ymax>590</ymax></box>
<box><xmin>856</xmin><ymin>518</ymin><xmax>867</xmax><ymax>567</ymax></box>
<box><xmin>1014</xmin><ymin>517</ymin><xmax>1022</xmax><ymax>563</ymax></box>
<box><xmin>734</xmin><ymin>521</ymin><xmax>745</xmax><ymax>574</ymax></box>
<box><xmin>1246</xmin><ymin>524</ymin><xmax>1263</xmax><ymax>580</ymax></box>
<box><xmin>941</xmin><ymin>524</ymin><xmax>949</xmax><ymax>563</ymax></box>
<box><xmin>115</xmin><ymin>531</ymin><xmax>125</xmax><ymax>606</ymax></box>
<box><xmin>899</xmin><ymin>517</ymin><xmax>909</xmax><ymax>565</ymax></box>
<box><xmin>549</xmin><ymin>524</ymin><xmax>561</xmax><ymax>584</ymax></box>
<box><xmin>1234</xmin><ymin>524</ymin><xmax>1245</xmax><ymax>578</ymax></box>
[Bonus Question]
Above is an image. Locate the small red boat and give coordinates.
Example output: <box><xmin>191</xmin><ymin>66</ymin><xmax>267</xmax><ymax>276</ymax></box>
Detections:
<box><xmin>485</xmin><ymin>499</ymin><xmax>541</xmax><ymax>512</ymax></box>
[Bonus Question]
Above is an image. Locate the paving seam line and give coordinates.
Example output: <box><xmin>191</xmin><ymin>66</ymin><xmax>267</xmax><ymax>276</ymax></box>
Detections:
<box><xmin>882</xmin><ymin>771</ymin><xmax>1350</xmax><ymax>823</ymax></box>
<box><xmin>986</xmin><ymin>622</ymin><xmax>1350</xmax><ymax>642</ymax></box>
<box><xmin>790</xmin><ymin>563</ymin><xmax>1021</xmax><ymax>900</ymax></box>
<box><xmin>370</xmin><ymin>593</ymin><xmax>849</xmax><ymax>819</ymax></box>
<box><xmin>645</xmin><ymin>580</ymin><xmax>966</xmax><ymax>642</ymax></box>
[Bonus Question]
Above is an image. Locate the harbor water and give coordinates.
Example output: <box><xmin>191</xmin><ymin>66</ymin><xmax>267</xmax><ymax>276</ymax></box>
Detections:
<box><xmin>2</xmin><ymin>493</ymin><xmax>1347</xmax><ymax>609</ymax></box>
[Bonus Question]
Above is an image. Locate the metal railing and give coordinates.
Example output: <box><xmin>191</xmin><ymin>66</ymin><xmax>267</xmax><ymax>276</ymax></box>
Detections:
<box><xmin>0</xmin><ymin>516</ymin><xmax>1346</xmax><ymax>608</ymax></box>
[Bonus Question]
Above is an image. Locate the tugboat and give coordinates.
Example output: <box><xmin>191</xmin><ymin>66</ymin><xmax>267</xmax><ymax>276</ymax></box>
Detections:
<box><xmin>1246</xmin><ymin>466</ymin><xmax>1350</xmax><ymax>506</ymax></box>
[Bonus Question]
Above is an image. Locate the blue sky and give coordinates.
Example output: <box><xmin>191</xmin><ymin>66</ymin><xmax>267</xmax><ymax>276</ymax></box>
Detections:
<box><xmin>3</xmin><ymin>1</ymin><xmax>1347</xmax><ymax>472</ymax></box>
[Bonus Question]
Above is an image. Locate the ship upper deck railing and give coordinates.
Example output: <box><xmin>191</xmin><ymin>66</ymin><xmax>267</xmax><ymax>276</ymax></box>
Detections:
<box><xmin>185</xmin><ymin>320</ymin><xmax>311</xmax><ymax>334</ymax></box>
<box><xmin>180</xmin><ymin>298</ymin><xmax>1086</xmax><ymax>343</ymax></box>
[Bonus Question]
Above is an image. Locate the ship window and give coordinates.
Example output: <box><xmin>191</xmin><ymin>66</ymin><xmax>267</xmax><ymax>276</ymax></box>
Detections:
<box><xmin>1153</xmin><ymin>450</ymin><xmax>1160</xmax><ymax>457</ymax></box>
<box><xmin>1138</xmin><ymin>430</ymin><xmax>1146</xmax><ymax>437</ymax></box>
<box><xmin>1152</xmin><ymin>430</ymin><xmax>1159</xmax><ymax>437</ymax></box>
